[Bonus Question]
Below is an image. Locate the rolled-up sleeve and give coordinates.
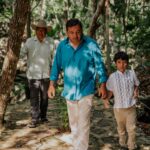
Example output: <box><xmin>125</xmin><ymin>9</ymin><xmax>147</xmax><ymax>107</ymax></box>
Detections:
<box><xmin>93</xmin><ymin>43</ymin><xmax>107</xmax><ymax>83</ymax></box>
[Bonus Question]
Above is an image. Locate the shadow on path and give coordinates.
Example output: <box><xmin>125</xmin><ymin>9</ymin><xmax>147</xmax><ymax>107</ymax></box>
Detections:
<box><xmin>0</xmin><ymin>97</ymin><xmax>149</xmax><ymax>150</ymax></box>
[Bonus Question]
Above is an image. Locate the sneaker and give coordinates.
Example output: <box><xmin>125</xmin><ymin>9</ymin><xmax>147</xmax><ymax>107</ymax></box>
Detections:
<box><xmin>128</xmin><ymin>147</ymin><xmax>139</xmax><ymax>150</ymax></box>
<box><xmin>119</xmin><ymin>146</ymin><xmax>128</xmax><ymax>150</ymax></box>
<box><xmin>28</xmin><ymin>121</ymin><xmax>38</xmax><ymax>128</ymax></box>
<box><xmin>56</xmin><ymin>133</ymin><xmax>73</xmax><ymax>145</ymax></box>
<box><xmin>128</xmin><ymin>144</ymin><xmax>139</xmax><ymax>150</ymax></box>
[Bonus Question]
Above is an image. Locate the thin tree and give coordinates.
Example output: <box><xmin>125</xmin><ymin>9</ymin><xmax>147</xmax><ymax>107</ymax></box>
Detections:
<box><xmin>88</xmin><ymin>0</ymin><xmax>105</xmax><ymax>38</ymax></box>
<box><xmin>0</xmin><ymin>0</ymin><xmax>30</xmax><ymax>129</ymax></box>
<box><xmin>105</xmin><ymin>0</ymin><xmax>111</xmax><ymax>73</ymax></box>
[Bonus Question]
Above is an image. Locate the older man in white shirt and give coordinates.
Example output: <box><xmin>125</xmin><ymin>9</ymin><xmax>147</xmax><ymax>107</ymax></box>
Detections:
<box><xmin>22</xmin><ymin>19</ymin><xmax>53</xmax><ymax>128</ymax></box>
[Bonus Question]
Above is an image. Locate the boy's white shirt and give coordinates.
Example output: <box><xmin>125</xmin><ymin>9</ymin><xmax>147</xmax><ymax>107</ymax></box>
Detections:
<box><xmin>106</xmin><ymin>69</ymin><xmax>140</xmax><ymax>108</ymax></box>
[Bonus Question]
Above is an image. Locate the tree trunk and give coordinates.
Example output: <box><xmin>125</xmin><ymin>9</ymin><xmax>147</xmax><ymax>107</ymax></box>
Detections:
<box><xmin>105</xmin><ymin>0</ymin><xmax>111</xmax><ymax>74</ymax></box>
<box><xmin>82</xmin><ymin>0</ymin><xmax>89</xmax><ymax>14</ymax></box>
<box><xmin>40</xmin><ymin>0</ymin><xmax>46</xmax><ymax>19</ymax></box>
<box><xmin>122</xmin><ymin>0</ymin><xmax>127</xmax><ymax>52</ymax></box>
<box><xmin>92</xmin><ymin>0</ymin><xmax>99</xmax><ymax>14</ymax></box>
<box><xmin>0</xmin><ymin>0</ymin><xmax>30</xmax><ymax>129</ymax></box>
<box><xmin>27</xmin><ymin>9</ymin><xmax>31</xmax><ymax>38</ymax></box>
<box><xmin>88</xmin><ymin>0</ymin><xmax>105</xmax><ymax>38</ymax></box>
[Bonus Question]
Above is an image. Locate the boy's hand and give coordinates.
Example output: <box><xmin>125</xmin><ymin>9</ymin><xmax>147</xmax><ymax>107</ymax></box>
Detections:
<box><xmin>133</xmin><ymin>90</ymin><xmax>139</xmax><ymax>99</ymax></box>
<box><xmin>102</xmin><ymin>99</ymin><xmax>110</xmax><ymax>109</ymax></box>
<box><xmin>133</xmin><ymin>87</ymin><xmax>139</xmax><ymax>99</ymax></box>
<box><xmin>98</xmin><ymin>83</ymin><xmax>107</xmax><ymax>99</ymax></box>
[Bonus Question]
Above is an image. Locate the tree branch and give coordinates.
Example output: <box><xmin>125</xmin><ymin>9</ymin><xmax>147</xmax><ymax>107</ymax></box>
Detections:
<box><xmin>88</xmin><ymin>0</ymin><xmax>106</xmax><ymax>38</ymax></box>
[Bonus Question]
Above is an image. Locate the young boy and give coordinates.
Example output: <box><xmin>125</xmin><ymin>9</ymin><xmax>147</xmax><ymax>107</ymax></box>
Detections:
<box><xmin>105</xmin><ymin>51</ymin><xmax>140</xmax><ymax>150</ymax></box>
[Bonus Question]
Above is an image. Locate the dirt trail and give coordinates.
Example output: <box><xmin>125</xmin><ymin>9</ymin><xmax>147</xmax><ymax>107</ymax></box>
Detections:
<box><xmin>0</xmin><ymin>97</ymin><xmax>149</xmax><ymax>150</ymax></box>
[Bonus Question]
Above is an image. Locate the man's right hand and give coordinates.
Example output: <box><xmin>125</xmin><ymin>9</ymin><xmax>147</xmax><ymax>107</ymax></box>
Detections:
<box><xmin>48</xmin><ymin>82</ymin><xmax>56</xmax><ymax>99</ymax></box>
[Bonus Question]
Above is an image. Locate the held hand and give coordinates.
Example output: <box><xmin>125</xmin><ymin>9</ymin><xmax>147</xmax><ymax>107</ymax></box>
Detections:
<box><xmin>133</xmin><ymin>86</ymin><xmax>139</xmax><ymax>99</ymax></box>
<box><xmin>98</xmin><ymin>83</ymin><xmax>107</xmax><ymax>99</ymax></box>
<box><xmin>133</xmin><ymin>90</ymin><xmax>139</xmax><ymax>99</ymax></box>
<box><xmin>48</xmin><ymin>85</ymin><xmax>55</xmax><ymax>99</ymax></box>
<box><xmin>102</xmin><ymin>99</ymin><xmax>110</xmax><ymax>109</ymax></box>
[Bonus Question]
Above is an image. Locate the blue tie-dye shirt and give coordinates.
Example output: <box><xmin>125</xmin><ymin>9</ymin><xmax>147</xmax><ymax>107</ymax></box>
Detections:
<box><xmin>50</xmin><ymin>36</ymin><xmax>107</xmax><ymax>100</ymax></box>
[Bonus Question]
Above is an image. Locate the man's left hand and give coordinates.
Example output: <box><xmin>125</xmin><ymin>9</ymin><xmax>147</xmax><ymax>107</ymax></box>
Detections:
<box><xmin>98</xmin><ymin>83</ymin><xmax>107</xmax><ymax>99</ymax></box>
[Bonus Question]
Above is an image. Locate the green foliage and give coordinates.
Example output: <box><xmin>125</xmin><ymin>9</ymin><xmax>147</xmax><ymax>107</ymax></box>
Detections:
<box><xmin>130</xmin><ymin>8</ymin><xmax>150</xmax><ymax>64</ymax></box>
<box><xmin>13</xmin><ymin>83</ymin><xmax>25</xmax><ymax>96</ymax></box>
<box><xmin>59</xmin><ymin>100</ymin><xmax>69</xmax><ymax>129</ymax></box>
<box><xmin>0</xmin><ymin>0</ymin><xmax>149</xmax><ymax>71</ymax></box>
<box><xmin>109</xmin><ymin>0</ymin><xmax>150</xmax><ymax>68</ymax></box>
<box><xmin>111</xmin><ymin>0</ymin><xmax>126</xmax><ymax>17</ymax></box>
<box><xmin>56</xmin><ymin>86</ymin><xmax>69</xmax><ymax>130</ymax></box>
<box><xmin>0</xmin><ymin>0</ymin><xmax>13</xmax><ymax>21</ymax></box>
<box><xmin>31</xmin><ymin>0</ymin><xmax>92</xmax><ymax>37</ymax></box>
<box><xmin>0</xmin><ymin>0</ymin><xmax>5</xmax><ymax>12</ymax></box>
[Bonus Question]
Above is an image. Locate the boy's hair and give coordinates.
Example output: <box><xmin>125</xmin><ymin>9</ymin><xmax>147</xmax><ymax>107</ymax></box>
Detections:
<box><xmin>66</xmin><ymin>18</ymin><xmax>82</xmax><ymax>31</ymax></box>
<box><xmin>114</xmin><ymin>51</ymin><xmax>129</xmax><ymax>63</ymax></box>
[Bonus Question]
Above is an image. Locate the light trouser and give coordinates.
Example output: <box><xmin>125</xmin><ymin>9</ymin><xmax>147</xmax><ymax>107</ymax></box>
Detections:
<box><xmin>114</xmin><ymin>106</ymin><xmax>136</xmax><ymax>150</ymax></box>
<box><xmin>28</xmin><ymin>78</ymin><xmax>49</xmax><ymax>122</ymax></box>
<box><xmin>66</xmin><ymin>94</ymin><xmax>93</xmax><ymax>150</ymax></box>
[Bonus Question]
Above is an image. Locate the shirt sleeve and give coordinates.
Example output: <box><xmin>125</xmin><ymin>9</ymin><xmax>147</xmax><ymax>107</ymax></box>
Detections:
<box><xmin>50</xmin><ymin>42</ymin><xmax>62</xmax><ymax>81</ymax></box>
<box><xmin>132</xmin><ymin>70</ymin><xmax>140</xmax><ymax>86</ymax></box>
<box><xmin>106</xmin><ymin>75</ymin><xmax>113</xmax><ymax>92</ymax></box>
<box><xmin>92</xmin><ymin>42</ymin><xmax>108</xmax><ymax>83</ymax></box>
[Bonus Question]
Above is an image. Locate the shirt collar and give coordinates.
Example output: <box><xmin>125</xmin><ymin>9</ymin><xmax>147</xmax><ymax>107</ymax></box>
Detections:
<box><xmin>117</xmin><ymin>70</ymin><xmax>128</xmax><ymax>75</ymax></box>
<box><xmin>65</xmin><ymin>35</ymin><xmax>86</xmax><ymax>45</ymax></box>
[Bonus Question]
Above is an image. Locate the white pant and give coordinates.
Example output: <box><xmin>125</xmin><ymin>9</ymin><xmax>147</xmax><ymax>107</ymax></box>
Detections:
<box><xmin>66</xmin><ymin>95</ymin><xmax>93</xmax><ymax>150</ymax></box>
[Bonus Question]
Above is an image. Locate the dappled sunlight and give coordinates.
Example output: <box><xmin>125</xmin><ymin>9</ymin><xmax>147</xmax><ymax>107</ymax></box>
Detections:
<box><xmin>55</xmin><ymin>132</ymin><xmax>72</xmax><ymax>145</ymax></box>
<box><xmin>0</xmin><ymin>97</ymin><xmax>72</xmax><ymax>150</ymax></box>
<box><xmin>37</xmin><ymin>136</ymin><xmax>65</xmax><ymax>149</ymax></box>
<box><xmin>0</xmin><ymin>127</ymin><xmax>32</xmax><ymax>149</ymax></box>
<box><xmin>100</xmin><ymin>143</ymin><xmax>113</xmax><ymax>150</ymax></box>
<box><xmin>27</xmin><ymin>58</ymin><xmax>50</xmax><ymax>79</ymax></box>
<box><xmin>16</xmin><ymin>119</ymin><xmax>29</xmax><ymax>126</ymax></box>
<box><xmin>65</xmin><ymin>65</ymin><xmax>81</xmax><ymax>78</ymax></box>
<box><xmin>0</xmin><ymin>94</ymin><xmax>149</xmax><ymax>150</ymax></box>
<box><xmin>63</xmin><ymin>84</ymin><xmax>76</xmax><ymax>97</ymax></box>
<box><xmin>0</xmin><ymin>125</ymin><xmax>62</xmax><ymax>149</ymax></box>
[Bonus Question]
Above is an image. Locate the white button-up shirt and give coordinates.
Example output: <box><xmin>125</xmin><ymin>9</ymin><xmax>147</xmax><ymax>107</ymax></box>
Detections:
<box><xmin>22</xmin><ymin>36</ymin><xmax>54</xmax><ymax>79</ymax></box>
<box><xmin>106</xmin><ymin>70</ymin><xmax>140</xmax><ymax>108</ymax></box>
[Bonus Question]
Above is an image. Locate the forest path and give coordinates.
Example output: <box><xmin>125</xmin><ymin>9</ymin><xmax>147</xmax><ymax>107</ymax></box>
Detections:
<box><xmin>0</xmin><ymin>96</ymin><xmax>149</xmax><ymax>150</ymax></box>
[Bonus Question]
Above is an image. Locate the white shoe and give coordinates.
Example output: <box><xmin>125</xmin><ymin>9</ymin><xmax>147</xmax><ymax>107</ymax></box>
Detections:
<box><xmin>56</xmin><ymin>133</ymin><xmax>73</xmax><ymax>145</ymax></box>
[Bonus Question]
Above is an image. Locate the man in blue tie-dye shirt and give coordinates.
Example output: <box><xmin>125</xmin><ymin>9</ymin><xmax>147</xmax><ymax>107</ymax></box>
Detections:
<box><xmin>48</xmin><ymin>18</ymin><xmax>107</xmax><ymax>150</ymax></box>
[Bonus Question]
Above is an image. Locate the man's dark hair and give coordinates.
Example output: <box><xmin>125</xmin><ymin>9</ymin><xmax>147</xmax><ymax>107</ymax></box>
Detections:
<box><xmin>114</xmin><ymin>51</ymin><xmax>129</xmax><ymax>63</ymax></box>
<box><xmin>66</xmin><ymin>18</ymin><xmax>82</xmax><ymax>30</ymax></box>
